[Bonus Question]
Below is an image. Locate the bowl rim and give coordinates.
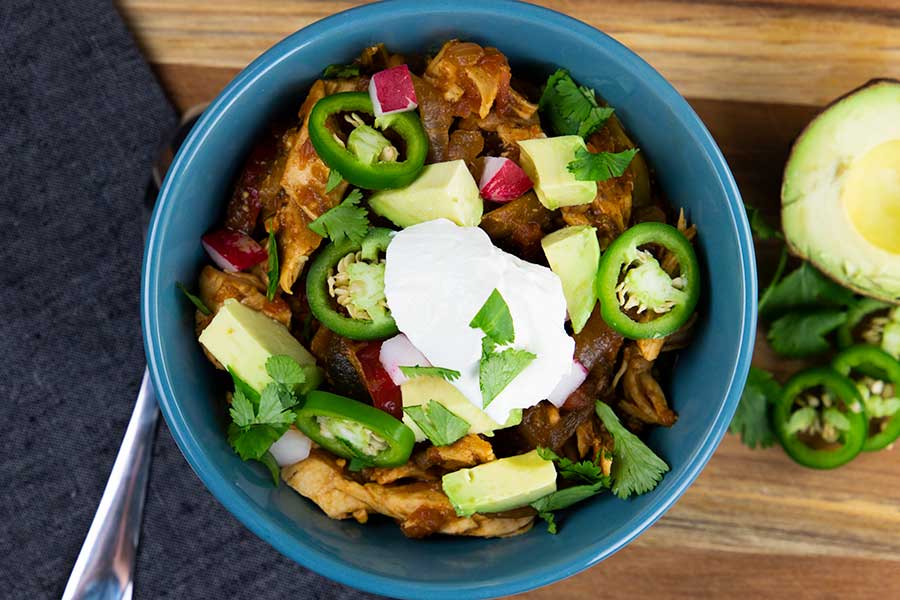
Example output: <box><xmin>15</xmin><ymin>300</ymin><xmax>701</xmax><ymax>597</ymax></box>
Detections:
<box><xmin>142</xmin><ymin>1</ymin><xmax>757</xmax><ymax>597</ymax></box>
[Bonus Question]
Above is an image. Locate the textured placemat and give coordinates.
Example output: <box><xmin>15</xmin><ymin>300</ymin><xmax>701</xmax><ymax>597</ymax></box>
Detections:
<box><xmin>0</xmin><ymin>2</ymin><xmax>382</xmax><ymax>598</ymax></box>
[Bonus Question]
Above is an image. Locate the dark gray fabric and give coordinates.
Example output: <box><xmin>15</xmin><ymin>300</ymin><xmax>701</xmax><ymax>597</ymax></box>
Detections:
<box><xmin>0</xmin><ymin>2</ymin><xmax>381</xmax><ymax>598</ymax></box>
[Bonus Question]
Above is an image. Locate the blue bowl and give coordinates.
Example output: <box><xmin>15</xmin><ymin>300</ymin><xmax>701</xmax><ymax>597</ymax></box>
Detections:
<box><xmin>142</xmin><ymin>1</ymin><xmax>756</xmax><ymax>597</ymax></box>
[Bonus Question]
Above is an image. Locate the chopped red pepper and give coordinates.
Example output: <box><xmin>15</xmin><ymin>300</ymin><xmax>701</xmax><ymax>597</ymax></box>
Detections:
<box><xmin>356</xmin><ymin>342</ymin><xmax>403</xmax><ymax>419</ymax></box>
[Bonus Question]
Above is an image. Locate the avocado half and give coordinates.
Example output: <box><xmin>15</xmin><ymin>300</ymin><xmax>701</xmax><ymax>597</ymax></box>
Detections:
<box><xmin>782</xmin><ymin>79</ymin><xmax>900</xmax><ymax>304</ymax></box>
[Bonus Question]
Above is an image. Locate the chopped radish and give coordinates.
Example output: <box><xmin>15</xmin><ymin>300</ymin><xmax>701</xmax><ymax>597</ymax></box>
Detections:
<box><xmin>547</xmin><ymin>359</ymin><xmax>588</xmax><ymax>407</ymax></box>
<box><xmin>379</xmin><ymin>333</ymin><xmax>431</xmax><ymax>386</ymax></box>
<box><xmin>368</xmin><ymin>65</ymin><xmax>418</xmax><ymax>118</ymax></box>
<box><xmin>479</xmin><ymin>156</ymin><xmax>533</xmax><ymax>202</ymax></box>
<box><xmin>201</xmin><ymin>229</ymin><xmax>268</xmax><ymax>273</ymax></box>
<box><xmin>268</xmin><ymin>428</ymin><xmax>312</xmax><ymax>466</ymax></box>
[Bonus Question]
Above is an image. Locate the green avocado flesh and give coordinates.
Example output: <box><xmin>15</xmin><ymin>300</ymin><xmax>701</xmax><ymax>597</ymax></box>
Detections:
<box><xmin>541</xmin><ymin>225</ymin><xmax>600</xmax><ymax>334</ymax></box>
<box><xmin>782</xmin><ymin>79</ymin><xmax>900</xmax><ymax>303</ymax></box>
<box><xmin>441</xmin><ymin>450</ymin><xmax>557</xmax><ymax>516</ymax></box>
<box><xmin>198</xmin><ymin>298</ymin><xmax>322</xmax><ymax>393</ymax></box>
<box><xmin>368</xmin><ymin>159</ymin><xmax>482</xmax><ymax>227</ymax></box>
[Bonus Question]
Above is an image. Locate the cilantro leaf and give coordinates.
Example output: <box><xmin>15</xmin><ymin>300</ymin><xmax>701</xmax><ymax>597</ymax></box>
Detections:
<box><xmin>266</xmin><ymin>229</ymin><xmax>279</xmax><ymax>301</ymax></box>
<box><xmin>595</xmin><ymin>401</ymin><xmax>669</xmax><ymax>499</ymax></box>
<box><xmin>530</xmin><ymin>481</ymin><xmax>607</xmax><ymax>534</ymax></box>
<box><xmin>404</xmin><ymin>401</ymin><xmax>471</xmax><ymax>446</ymax></box>
<box><xmin>176</xmin><ymin>282</ymin><xmax>211</xmax><ymax>315</ymax></box>
<box><xmin>759</xmin><ymin>263</ymin><xmax>854</xmax><ymax>318</ymax></box>
<box><xmin>767</xmin><ymin>309</ymin><xmax>847</xmax><ymax>357</ymax></box>
<box><xmin>469</xmin><ymin>288</ymin><xmax>515</xmax><ymax>346</ymax></box>
<box><xmin>537</xmin><ymin>447</ymin><xmax>610</xmax><ymax>485</ymax></box>
<box><xmin>567</xmin><ymin>147</ymin><xmax>638</xmax><ymax>182</ymax></box>
<box><xmin>479</xmin><ymin>348</ymin><xmax>536</xmax><ymax>408</ymax></box>
<box><xmin>535</xmin><ymin>510</ymin><xmax>557</xmax><ymax>534</ymax></box>
<box><xmin>259</xmin><ymin>451</ymin><xmax>281</xmax><ymax>486</ymax></box>
<box><xmin>744</xmin><ymin>203</ymin><xmax>783</xmax><ymax>241</ymax></box>
<box><xmin>538</xmin><ymin>69</ymin><xmax>615</xmax><ymax>138</ymax></box>
<box><xmin>227</xmin><ymin>422</ymin><xmax>285</xmax><ymax>462</ymax></box>
<box><xmin>729</xmin><ymin>367</ymin><xmax>780</xmax><ymax>449</ymax></box>
<box><xmin>399</xmin><ymin>366</ymin><xmax>461</xmax><ymax>382</ymax></box>
<box><xmin>257</xmin><ymin>386</ymin><xmax>297</xmax><ymax>425</ymax></box>
<box><xmin>266</xmin><ymin>355</ymin><xmax>307</xmax><ymax>387</ymax></box>
<box><xmin>325</xmin><ymin>168</ymin><xmax>343</xmax><ymax>193</ymax></box>
<box><xmin>307</xmin><ymin>189</ymin><xmax>369</xmax><ymax>245</ymax></box>
<box><xmin>229</xmin><ymin>388</ymin><xmax>257</xmax><ymax>427</ymax></box>
<box><xmin>322</xmin><ymin>63</ymin><xmax>361</xmax><ymax>79</ymax></box>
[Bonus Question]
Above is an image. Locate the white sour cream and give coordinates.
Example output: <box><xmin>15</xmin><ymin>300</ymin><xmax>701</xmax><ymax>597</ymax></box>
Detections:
<box><xmin>383</xmin><ymin>219</ymin><xmax>575</xmax><ymax>424</ymax></box>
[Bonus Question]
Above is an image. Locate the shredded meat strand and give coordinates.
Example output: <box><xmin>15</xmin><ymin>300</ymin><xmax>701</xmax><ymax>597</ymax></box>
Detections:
<box><xmin>283</xmin><ymin>451</ymin><xmax>533</xmax><ymax>538</ymax></box>
<box><xmin>618</xmin><ymin>345</ymin><xmax>677</xmax><ymax>427</ymax></box>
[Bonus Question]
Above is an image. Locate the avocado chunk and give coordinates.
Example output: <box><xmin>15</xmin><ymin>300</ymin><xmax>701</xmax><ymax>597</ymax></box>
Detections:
<box><xmin>369</xmin><ymin>160</ymin><xmax>482</xmax><ymax>227</ymax></box>
<box><xmin>782</xmin><ymin>79</ymin><xmax>900</xmax><ymax>303</ymax></box>
<box><xmin>541</xmin><ymin>225</ymin><xmax>600</xmax><ymax>334</ymax></box>
<box><xmin>198</xmin><ymin>298</ymin><xmax>322</xmax><ymax>393</ymax></box>
<box><xmin>401</xmin><ymin>376</ymin><xmax>521</xmax><ymax>442</ymax></box>
<box><xmin>442</xmin><ymin>449</ymin><xmax>557</xmax><ymax>516</ymax></box>
<box><xmin>517</xmin><ymin>136</ymin><xmax>597</xmax><ymax>209</ymax></box>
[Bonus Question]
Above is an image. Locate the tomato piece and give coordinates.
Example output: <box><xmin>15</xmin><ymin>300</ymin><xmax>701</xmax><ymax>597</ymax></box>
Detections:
<box><xmin>356</xmin><ymin>341</ymin><xmax>403</xmax><ymax>419</ymax></box>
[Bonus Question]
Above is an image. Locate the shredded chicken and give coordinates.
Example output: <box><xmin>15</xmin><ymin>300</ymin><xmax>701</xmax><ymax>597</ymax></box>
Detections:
<box><xmin>284</xmin><ymin>451</ymin><xmax>533</xmax><ymax>538</ymax></box>
<box><xmin>414</xmin><ymin>434</ymin><xmax>496</xmax><ymax>471</ymax></box>
<box><xmin>275</xmin><ymin>78</ymin><xmax>364</xmax><ymax>294</ymax></box>
<box><xmin>617</xmin><ymin>345</ymin><xmax>677</xmax><ymax>427</ymax></box>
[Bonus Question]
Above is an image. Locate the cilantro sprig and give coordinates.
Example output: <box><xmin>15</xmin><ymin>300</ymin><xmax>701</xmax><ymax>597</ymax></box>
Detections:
<box><xmin>227</xmin><ymin>355</ymin><xmax>308</xmax><ymax>485</ymax></box>
<box><xmin>759</xmin><ymin>262</ymin><xmax>855</xmax><ymax>319</ymax></box>
<box><xmin>468</xmin><ymin>289</ymin><xmax>536</xmax><ymax>408</ymax></box>
<box><xmin>595</xmin><ymin>401</ymin><xmax>669</xmax><ymax>499</ymax></box>
<box><xmin>399</xmin><ymin>366</ymin><xmax>461</xmax><ymax>382</ymax></box>
<box><xmin>539</xmin><ymin>69</ymin><xmax>614</xmax><ymax>138</ymax></box>
<box><xmin>308</xmin><ymin>189</ymin><xmax>370</xmax><ymax>245</ymax></box>
<box><xmin>730</xmin><ymin>367</ymin><xmax>781</xmax><ymax>449</ymax></box>
<box><xmin>325</xmin><ymin>168</ymin><xmax>343</xmax><ymax>193</ymax></box>
<box><xmin>567</xmin><ymin>147</ymin><xmax>639</xmax><ymax>182</ymax></box>
<box><xmin>177</xmin><ymin>282</ymin><xmax>211</xmax><ymax>315</ymax></box>
<box><xmin>767</xmin><ymin>309</ymin><xmax>848</xmax><ymax>357</ymax></box>
<box><xmin>530</xmin><ymin>447</ymin><xmax>610</xmax><ymax>533</ymax></box>
<box><xmin>266</xmin><ymin>229</ymin><xmax>279</xmax><ymax>301</ymax></box>
<box><xmin>404</xmin><ymin>401</ymin><xmax>470</xmax><ymax>447</ymax></box>
<box><xmin>322</xmin><ymin>63</ymin><xmax>361</xmax><ymax>79</ymax></box>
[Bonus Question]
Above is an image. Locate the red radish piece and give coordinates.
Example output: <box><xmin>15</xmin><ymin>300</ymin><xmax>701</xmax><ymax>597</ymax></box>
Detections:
<box><xmin>201</xmin><ymin>229</ymin><xmax>268</xmax><ymax>273</ymax></box>
<box><xmin>269</xmin><ymin>428</ymin><xmax>312</xmax><ymax>466</ymax></box>
<box><xmin>479</xmin><ymin>156</ymin><xmax>533</xmax><ymax>202</ymax></box>
<box><xmin>368</xmin><ymin>65</ymin><xmax>418</xmax><ymax>118</ymax></box>
<box><xmin>379</xmin><ymin>333</ymin><xmax>431</xmax><ymax>386</ymax></box>
<box><xmin>547</xmin><ymin>359</ymin><xmax>588</xmax><ymax>407</ymax></box>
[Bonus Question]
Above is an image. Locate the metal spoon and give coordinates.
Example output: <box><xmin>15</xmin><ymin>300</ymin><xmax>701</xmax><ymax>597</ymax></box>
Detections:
<box><xmin>62</xmin><ymin>108</ymin><xmax>204</xmax><ymax>600</ymax></box>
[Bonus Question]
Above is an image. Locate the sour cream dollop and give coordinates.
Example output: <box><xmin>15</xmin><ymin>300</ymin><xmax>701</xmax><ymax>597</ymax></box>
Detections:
<box><xmin>384</xmin><ymin>219</ymin><xmax>575</xmax><ymax>423</ymax></box>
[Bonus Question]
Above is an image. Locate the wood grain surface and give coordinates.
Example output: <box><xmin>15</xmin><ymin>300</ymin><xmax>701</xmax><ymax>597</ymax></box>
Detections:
<box><xmin>117</xmin><ymin>2</ymin><xmax>900</xmax><ymax>598</ymax></box>
<box><xmin>118</xmin><ymin>0</ymin><xmax>900</xmax><ymax>106</ymax></box>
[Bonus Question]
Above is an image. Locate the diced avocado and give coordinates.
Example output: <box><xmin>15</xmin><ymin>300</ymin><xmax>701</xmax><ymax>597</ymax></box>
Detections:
<box><xmin>369</xmin><ymin>160</ymin><xmax>482</xmax><ymax>227</ymax></box>
<box><xmin>198</xmin><ymin>298</ymin><xmax>322</xmax><ymax>393</ymax></box>
<box><xmin>441</xmin><ymin>450</ymin><xmax>558</xmax><ymax>516</ymax></box>
<box><xmin>400</xmin><ymin>376</ymin><xmax>521</xmax><ymax>442</ymax></box>
<box><xmin>782</xmin><ymin>79</ymin><xmax>900</xmax><ymax>303</ymax></box>
<box><xmin>541</xmin><ymin>225</ymin><xmax>600</xmax><ymax>334</ymax></box>
<box><xmin>518</xmin><ymin>136</ymin><xmax>597</xmax><ymax>210</ymax></box>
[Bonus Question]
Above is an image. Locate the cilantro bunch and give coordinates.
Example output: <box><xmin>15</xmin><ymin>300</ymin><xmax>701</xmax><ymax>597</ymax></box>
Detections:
<box><xmin>730</xmin><ymin>205</ymin><xmax>865</xmax><ymax>451</ymax></box>
<box><xmin>227</xmin><ymin>355</ymin><xmax>309</xmax><ymax>484</ymax></box>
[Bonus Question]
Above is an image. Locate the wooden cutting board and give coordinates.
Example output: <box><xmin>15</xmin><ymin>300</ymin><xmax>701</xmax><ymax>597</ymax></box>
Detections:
<box><xmin>117</xmin><ymin>1</ymin><xmax>900</xmax><ymax>597</ymax></box>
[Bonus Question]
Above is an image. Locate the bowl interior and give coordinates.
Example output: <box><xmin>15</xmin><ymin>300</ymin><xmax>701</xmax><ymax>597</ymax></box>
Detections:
<box><xmin>142</xmin><ymin>2</ymin><xmax>755</xmax><ymax>598</ymax></box>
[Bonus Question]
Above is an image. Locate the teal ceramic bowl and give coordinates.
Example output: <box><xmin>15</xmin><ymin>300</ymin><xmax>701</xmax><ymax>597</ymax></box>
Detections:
<box><xmin>142</xmin><ymin>1</ymin><xmax>755</xmax><ymax>597</ymax></box>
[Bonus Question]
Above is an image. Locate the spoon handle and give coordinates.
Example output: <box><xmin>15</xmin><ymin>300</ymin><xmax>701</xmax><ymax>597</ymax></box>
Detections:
<box><xmin>62</xmin><ymin>369</ymin><xmax>159</xmax><ymax>600</ymax></box>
